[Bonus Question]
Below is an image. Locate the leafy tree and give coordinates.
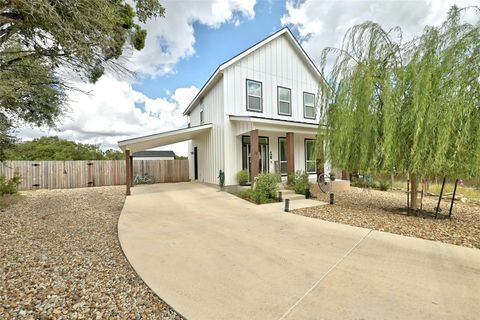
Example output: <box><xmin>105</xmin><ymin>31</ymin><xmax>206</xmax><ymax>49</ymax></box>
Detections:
<box><xmin>5</xmin><ymin>136</ymin><xmax>123</xmax><ymax>160</ymax></box>
<box><xmin>319</xmin><ymin>6</ymin><xmax>480</xmax><ymax>209</ymax></box>
<box><xmin>0</xmin><ymin>0</ymin><xmax>165</xmax><ymax>159</ymax></box>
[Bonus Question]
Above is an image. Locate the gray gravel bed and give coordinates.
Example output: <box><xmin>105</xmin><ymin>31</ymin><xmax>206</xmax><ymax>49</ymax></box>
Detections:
<box><xmin>0</xmin><ymin>186</ymin><xmax>183</xmax><ymax>319</ymax></box>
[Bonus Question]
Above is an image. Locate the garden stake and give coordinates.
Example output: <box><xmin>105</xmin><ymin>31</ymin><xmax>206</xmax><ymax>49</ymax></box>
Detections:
<box><xmin>407</xmin><ymin>178</ymin><xmax>410</xmax><ymax>210</ymax></box>
<box><xmin>435</xmin><ymin>177</ymin><xmax>446</xmax><ymax>219</ymax></box>
<box><xmin>449</xmin><ymin>179</ymin><xmax>458</xmax><ymax>218</ymax></box>
<box><xmin>284</xmin><ymin>199</ymin><xmax>290</xmax><ymax>212</ymax></box>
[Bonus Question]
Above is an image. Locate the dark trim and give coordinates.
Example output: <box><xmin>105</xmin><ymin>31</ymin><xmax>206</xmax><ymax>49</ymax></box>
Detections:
<box><xmin>303</xmin><ymin>92</ymin><xmax>316</xmax><ymax>120</ymax></box>
<box><xmin>246</xmin><ymin>79</ymin><xmax>263</xmax><ymax>113</ymax></box>
<box><xmin>304</xmin><ymin>138</ymin><xmax>316</xmax><ymax>174</ymax></box>
<box><xmin>242</xmin><ymin>135</ymin><xmax>270</xmax><ymax>172</ymax></box>
<box><xmin>277</xmin><ymin>86</ymin><xmax>292</xmax><ymax>117</ymax></box>
<box><xmin>230</xmin><ymin>115</ymin><xmax>322</xmax><ymax>127</ymax></box>
<box><xmin>194</xmin><ymin>146</ymin><xmax>198</xmax><ymax>180</ymax></box>
<box><xmin>200</xmin><ymin>108</ymin><xmax>204</xmax><ymax>125</ymax></box>
<box><xmin>278</xmin><ymin>137</ymin><xmax>287</xmax><ymax>176</ymax></box>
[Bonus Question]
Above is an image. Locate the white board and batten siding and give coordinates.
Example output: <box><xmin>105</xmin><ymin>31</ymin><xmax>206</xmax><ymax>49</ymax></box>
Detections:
<box><xmin>189</xmin><ymin>77</ymin><xmax>225</xmax><ymax>184</ymax></box>
<box><xmin>186</xmin><ymin>31</ymin><xmax>321</xmax><ymax>185</ymax></box>
<box><xmin>222</xmin><ymin>34</ymin><xmax>319</xmax><ymax>123</ymax></box>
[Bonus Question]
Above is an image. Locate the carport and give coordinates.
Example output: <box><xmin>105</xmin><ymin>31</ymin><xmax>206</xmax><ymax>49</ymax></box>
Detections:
<box><xmin>117</xmin><ymin>124</ymin><xmax>212</xmax><ymax>195</ymax></box>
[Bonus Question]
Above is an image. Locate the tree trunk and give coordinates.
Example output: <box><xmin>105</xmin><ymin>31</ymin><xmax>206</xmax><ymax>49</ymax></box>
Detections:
<box><xmin>410</xmin><ymin>175</ymin><xmax>417</xmax><ymax>210</ymax></box>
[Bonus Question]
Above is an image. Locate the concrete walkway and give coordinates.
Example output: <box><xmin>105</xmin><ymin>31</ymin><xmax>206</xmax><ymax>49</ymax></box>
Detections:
<box><xmin>118</xmin><ymin>182</ymin><xmax>480</xmax><ymax>320</ymax></box>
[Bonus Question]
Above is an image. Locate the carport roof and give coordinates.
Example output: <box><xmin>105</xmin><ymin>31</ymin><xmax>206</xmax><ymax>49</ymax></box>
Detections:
<box><xmin>118</xmin><ymin>123</ymin><xmax>212</xmax><ymax>153</ymax></box>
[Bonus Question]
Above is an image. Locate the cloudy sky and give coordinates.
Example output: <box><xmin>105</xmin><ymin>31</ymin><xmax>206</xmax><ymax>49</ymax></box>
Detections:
<box><xmin>18</xmin><ymin>0</ymin><xmax>478</xmax><ymax>156</ymax></box>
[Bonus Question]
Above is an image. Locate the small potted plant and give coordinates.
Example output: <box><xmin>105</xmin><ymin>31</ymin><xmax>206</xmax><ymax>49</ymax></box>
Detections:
<box><xmin>329</xmin><ymin>172</ymin><xmax>336</xmax><ymax>181</ymax></box>
<box><xmin>236</xmin><ymin>169</ymin><xmax>249</xmax><ymax>186</ymax></box>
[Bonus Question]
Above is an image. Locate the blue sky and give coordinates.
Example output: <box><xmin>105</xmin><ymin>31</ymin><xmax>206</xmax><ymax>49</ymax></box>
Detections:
<box><xmin>133</xmin><ymin>1</ymin><xmax>290</xmax><ymax>100</ymax></box>
<box><xmin>20</xmin><ymin>0</ymin><xmax>478</xmax><ymax>155</ymax></box>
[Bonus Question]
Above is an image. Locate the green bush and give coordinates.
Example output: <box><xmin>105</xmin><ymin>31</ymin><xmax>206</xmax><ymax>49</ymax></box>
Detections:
<box><xmin>288</xmin><ymin>170</ymin><xmax>310</xmax><ymax>195</ymax></box>
<box><xmin>236</xmin><ymin>169</ymin><xmax>249</xmax><ymax>185</ymax></box>
<box><xmin>0</xmin><ymin>174</ymin><xmax>21</xmax><ymax>195</ymax></box>
<box><xmin>255</xmin><ymin>173</ymin><xmax>279</xmax><ymax>200</ymax></box>
<box><xmin>236</xmin><ymin>173</ymin><xmax>279</xmax><ymax>204</ymax></box>
<box><xmin>379</xmin><ymin>180</ymin><xmax>391</xmax><ymax>191</ymax></box>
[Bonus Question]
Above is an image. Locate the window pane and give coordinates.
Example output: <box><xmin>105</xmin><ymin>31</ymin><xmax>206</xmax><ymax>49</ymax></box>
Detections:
<box><xmin>248</xmin><ymin>96</ymin><xmax>261</xmax><ymax>111</ymax></box>
<box><xmin>280</xmin><ymin>162</ymin><xmax>287</xmax><ymax>174</ymax></box>
<box><xmin>242</xmin><ymin>136</ymin><xmax>250</xmax><ymax>144</ymax></box>
<box><xmin>278</xmin><ymin>87</ymin><xmax>290</xmax><ymax>101</ymax></box>
<box><xmin>279</xmin><ymin>101</ymin><xmax>290</xmax><ymax>115</ymax></box>
<box><xmin>259</xmin><ymin>137</ymin><xmax>268</xmax><ymax>144</ymax></box>
<box><xmin>306</xmin><ymin>161</ymin><xmax>316</xmax><ymax>173</ymax></box>
<box><xmin>279</xmin><ymin>139</ymin><xmax>286</xmax><ymax>161</ymax></box>
<box><xmin>304</xmin><ymin>93</ymin><xmax>314</xmax><ymax>106</ymax></box>
<box><xmin>306</xmin><ymin>140</ymin><xmax>315</xmax><ymax>161</ymax></box>
<box><xmin>305</xmin><ymin>106</ymin><xmax>315</xmax><ymax>118</ymax></box>
<box><xmin>247</xmin><ymin>81</ymin><xmax>261</xmax><ymax>97</ymax></box>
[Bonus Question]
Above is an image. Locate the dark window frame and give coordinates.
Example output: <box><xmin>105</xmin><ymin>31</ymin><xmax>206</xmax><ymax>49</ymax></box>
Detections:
<box><xmin>304</xmin><ymin>138</ymin><xmax>316</xmax><ymax>174</ymax></box>
<box><xmin>303</xmin><ymin>92</ymin><xmax>316</xmax><ymax>120</ymax></box>
<box><xmin>278</xmin><ymin>137</ymin><xmax>287</xmax><ymax>176</ymax></box>
<box><xmin>200</xmin><ymin>108</ymin><xmax>204</xmax><ymax>125</ymax></box>
<box><xmin>246</xmin><ymin>79</ymin><xmax>263</xmax><ymax>113</ymax></box>
<box><xmin>277</xmin><ymin>86</ymin><xmax>292</xmax><ymax>116</ymax></box>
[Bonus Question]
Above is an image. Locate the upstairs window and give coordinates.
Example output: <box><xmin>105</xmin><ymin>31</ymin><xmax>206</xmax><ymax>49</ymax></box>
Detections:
<box><xmin>246</xmin><ymin>79</ymin><xmax>262</xmax><ymax>112</ymax></box>
<box><xmin>303</xmin><ymin>92</ymin><xmax>316</xmax><ymax>119</ymax></box>
<box><xmin>200</xmin><ymin>108</ymin><xmax>204</xmax><ymax>124</ymax></box>
<box><xmin>277</xmin><ymin>86</ymin><xmax>291</xmax><ymax>116</ymax></box>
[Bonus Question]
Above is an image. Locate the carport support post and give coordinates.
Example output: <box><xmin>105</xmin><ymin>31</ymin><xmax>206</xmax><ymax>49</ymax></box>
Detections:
<box><xmin>129</xmin><ymin>154</ymin><xmax>134</xmax><ymax>188</ymax></box>
<box><xmin>286</xmin><ymin>132</ymin><xmax>295</xmax><ymax>181</ymax></box>
<box><xmin>250</xmin><ymin>129</ymin><xmax>259</xmax><ymax>181</ymax></box>
<box><xmin>125</xmin><ymin>149</ymin><xmax>131</xmax><ymax>196</ymax></box>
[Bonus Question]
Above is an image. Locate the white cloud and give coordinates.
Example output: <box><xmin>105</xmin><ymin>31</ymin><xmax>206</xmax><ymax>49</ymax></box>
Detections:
<box><xmin>17</xmin><ymin>76</ymin><xmax>199</xmax><ymax>156</ymax></box>
<box><xmin>281</xmin><ymin>0</ymin><xmax>479</xmax><ymax>70</ymax></box>
<box><xmin>126</xmin><ymin>0</ymin><xmax>257</xmax><ymax>77</ymax></box>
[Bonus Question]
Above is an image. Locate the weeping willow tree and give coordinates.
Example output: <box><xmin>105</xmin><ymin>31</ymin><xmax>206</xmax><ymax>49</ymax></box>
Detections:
<box><xmin>318</xmin><ymin>6</ymin><xmax>480</xmax><ymax>210</ymax></box>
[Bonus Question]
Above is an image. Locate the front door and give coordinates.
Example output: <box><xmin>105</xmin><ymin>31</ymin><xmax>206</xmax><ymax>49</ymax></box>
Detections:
<box><xmin>194</xmin><ymin>146</ymin><xmax>198</xmax><ymax>180</ymax></box>
<box><xmin>242</xmin><ymin>136</ymin><xmax>269</xmax><ymax>180</ymax></box>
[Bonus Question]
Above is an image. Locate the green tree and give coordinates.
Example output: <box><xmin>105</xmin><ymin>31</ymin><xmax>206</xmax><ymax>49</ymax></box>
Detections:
<box><xmin>5</xmin><ymin>136</ymin><xmax>114</xmax><ymax>160</ymax></box>
<box><xmin>319</xmin><ymin>6</ymin><xmax>480</xmax><ymax>209</ymax></box>
<box><xmin>0</xmin><ymin>0</ymin><xmax>165</xmax><ymax>159</ymax></box>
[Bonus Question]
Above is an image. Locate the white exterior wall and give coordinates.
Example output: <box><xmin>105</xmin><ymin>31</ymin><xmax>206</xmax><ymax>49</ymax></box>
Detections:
<box><xmin>222</xmin><ymin>35</ymin><xmax>320</xmax><ymax>123</ymax></box>
<box><xmin>188</xmin><ymin>78</ymin><xmax>225</xmax><ymax>184</ymax></box>
<box><xmin>222</xmin><ymin>34</ymin><xmax>320</xmax><ymax>185</ymax></box>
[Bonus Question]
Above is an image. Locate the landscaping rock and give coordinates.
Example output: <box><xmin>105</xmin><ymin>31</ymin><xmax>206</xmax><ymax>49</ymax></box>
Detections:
<box><xmin>297</xmin><ymin>186</ymin><xmax>480</xmax><ymax>249</ymax></box>
<box><xmin>0</xmin><ymin>186</ymin><xmax>183</xmax><ymax>319</ymax></box>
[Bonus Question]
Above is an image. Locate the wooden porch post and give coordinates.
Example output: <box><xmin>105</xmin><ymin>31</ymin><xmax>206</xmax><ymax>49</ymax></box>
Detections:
<box><xmin>129</xmin><ymin>155</ymin><xmax>134</xmax><ymax>187</ymax></box>
<box><xmin>250</xmin><ymin>129</ymin><xmax>259</xmax><ymax>181</ymax></box>
<box><xmin>125</xmin><ymin>149</ymin><xmax>131</xmax><ymax>196</ymax></box>
<box><xmin>286</xmin><ymin>132</ymin><xmax>295</xmax><ymax>178</ymax></box>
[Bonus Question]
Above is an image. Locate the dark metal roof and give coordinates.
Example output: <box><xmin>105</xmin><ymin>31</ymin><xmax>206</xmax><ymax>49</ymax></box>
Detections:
<box><xmin>132</xmin><ymin>150</ymin><xmax>176</xmax><ymax>158</ymax></box>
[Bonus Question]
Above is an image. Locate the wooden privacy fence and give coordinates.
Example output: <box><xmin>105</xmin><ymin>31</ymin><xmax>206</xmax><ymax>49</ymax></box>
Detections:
<box><xmin>0</xmin><ymin>160</ymin><xmax>189</xmax><ymax>190</ymax></box>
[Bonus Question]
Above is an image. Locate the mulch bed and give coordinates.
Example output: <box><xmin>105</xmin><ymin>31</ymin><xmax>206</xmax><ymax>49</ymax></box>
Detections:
<box><xmin>0</xmin><ymin>186</ymin><xmax>183</xmax><ymax>319</ymax></box>
<box><xmin>294</xmin><ymin>186</ymin><xmax>480</xmax><ymax>249</ymax></box>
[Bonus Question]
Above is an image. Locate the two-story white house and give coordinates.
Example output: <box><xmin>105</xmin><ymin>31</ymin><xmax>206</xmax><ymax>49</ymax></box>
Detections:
<box><xmin>119</xmin><ymin>28</ymin><xmax>325</xmax><ymax>188</ymax></box>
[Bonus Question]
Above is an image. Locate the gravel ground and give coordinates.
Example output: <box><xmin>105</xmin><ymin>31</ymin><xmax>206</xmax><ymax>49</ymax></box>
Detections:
<box><xmin>295</xmin><ymin>186</ymin><xmax>480</xmax><ymax>249</ymax></box>
<box><xmin>0</xmin><ymin>186</ymin><xmax>183</xmax><ymax>320</ymax></box>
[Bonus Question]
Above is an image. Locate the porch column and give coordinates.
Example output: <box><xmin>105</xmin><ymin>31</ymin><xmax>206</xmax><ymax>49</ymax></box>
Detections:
<box><xmin>125</xmin><ymin>149</ymin><xmax>131</xmax><ymax>196</ymax></box>
<box><xmin>129</xmin><ymin>155</ymin><xmax>134</xmax><ymax>187</ymax></box>
<box><xmin>286</xmin><ymin>132</ymin><xmax>295</xmax><ymax>178</ymax></box>
<box><xmin>250</xmin><ymin>129</ymin><xmax>259</xmax><ymax>181</ymax></box>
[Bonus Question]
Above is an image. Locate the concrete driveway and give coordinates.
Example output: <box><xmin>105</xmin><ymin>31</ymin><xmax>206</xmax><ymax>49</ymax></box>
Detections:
<box><xmin>118</xmin><ymin>182</ymin><xmax>480</xmax><ymax>320</ymax></box>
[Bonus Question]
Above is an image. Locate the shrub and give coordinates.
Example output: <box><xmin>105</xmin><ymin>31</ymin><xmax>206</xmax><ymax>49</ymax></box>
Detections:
<box><xmin>255</xmin><ymin>173</ymin><xmax>279</xmax><ymax>200</ymax></box>
<box><xmin>0</xmin><ymin>174</ymin><xmax>21</xmax><ymax>196</ymax></box>
<box><xmin>236</xmin><ymin>169</ymin><xmax>249</xmax><ymax>185</ymax></box>
<box><xmin>288</xmin><ymin>170</ymin><xmax>310</xmax><ymax>195</ymax></box>
<box><xmin>237</xmin><ymin>187</ymin><xmax>276</xmax><ymax>205</ymax></box>
<box><xmin>379</xmin><ymin>180</ymin><xmax>391</xmax><ymax>191</ymax></box>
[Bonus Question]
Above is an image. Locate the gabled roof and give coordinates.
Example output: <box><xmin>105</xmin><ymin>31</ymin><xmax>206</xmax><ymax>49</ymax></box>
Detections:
<box><xmin>183</xmin><ymin>27</ymin><xmax>325</xmax><ymax>116</ymax></box>
<box><xmin>133</xmin><ymin>150</ymin><xmax>176</xmax><ymax>158</ymax></box>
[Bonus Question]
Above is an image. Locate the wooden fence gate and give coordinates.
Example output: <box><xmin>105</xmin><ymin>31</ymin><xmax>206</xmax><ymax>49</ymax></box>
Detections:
<box><xmin>0</xmin><ymin>160</ymin><xmax>189</xmax><ymax>190</ymax></box>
